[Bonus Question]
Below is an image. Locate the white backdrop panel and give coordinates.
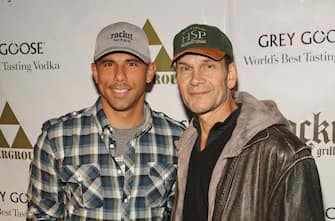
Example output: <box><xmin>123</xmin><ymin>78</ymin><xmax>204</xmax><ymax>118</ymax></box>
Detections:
<box><xmin>0</xmin><ymin>0</ymin><xmax>334</xmax><ymax>220</ymax></box>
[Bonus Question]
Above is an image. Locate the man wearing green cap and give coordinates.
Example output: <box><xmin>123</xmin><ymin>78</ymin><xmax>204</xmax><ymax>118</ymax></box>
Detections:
<box><xmin>26</xmin><ymin>21</ymin><xmax>185</xmax><ymax>220</ymax></box>
<box><xmin>171</xmin><ymin>24</ymin><xmax>325</xmax><ymax>221</ymax></box>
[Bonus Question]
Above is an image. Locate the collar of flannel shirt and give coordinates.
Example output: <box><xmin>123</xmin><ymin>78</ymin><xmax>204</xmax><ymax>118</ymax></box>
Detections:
<box><xmin>94</xmin><ymin>96</ymin><xmax>153</xmax><ymax>138</ymax></box>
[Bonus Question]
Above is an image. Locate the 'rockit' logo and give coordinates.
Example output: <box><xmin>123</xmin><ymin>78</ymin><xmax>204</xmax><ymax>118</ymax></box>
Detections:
<box><xmin>289</xmin><ymin>112</ymin><xmax>335</xmax><ymax>158</ymax></box>
<box><xmin>108</xmin><ymin>30</ymin><xmax>134</xmax><ymax>43</ymax></box>
<box><xmin>0</xmin><ymin>42</ymin><xmax>44</xmax><ymax>55</ymax></box>
<box><xmin>0</xmin><ymin>102</ymin><xmax>33</xmax><ymax>160</ymax></box>
<box><xmin>143</xmin><ymin>19</ymin><xmax>176</xmax><ymax>85</ymax></box>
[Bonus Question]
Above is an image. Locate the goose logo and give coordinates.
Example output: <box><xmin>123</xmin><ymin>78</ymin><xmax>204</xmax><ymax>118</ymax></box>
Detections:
<box><xmin>0</xmin><ymin>42</ymin><xmax>44</xmax><ymax>56</ymax></box>
<box><xmin>0</xmin><ymin>102</ymin><xmax>33</xmax><ymax>160</ymax></box>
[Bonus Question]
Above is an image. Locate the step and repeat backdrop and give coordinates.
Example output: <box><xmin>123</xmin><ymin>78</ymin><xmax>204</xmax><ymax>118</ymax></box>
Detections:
<box><xmin>1</xmin><ymin>0</ymin><xmax>334</xmax><ymax>220</ymax></box>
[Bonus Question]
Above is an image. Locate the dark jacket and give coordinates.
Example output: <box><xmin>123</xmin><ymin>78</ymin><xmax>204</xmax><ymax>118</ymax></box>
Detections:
<box><xmin>172</xmin><ymin>91</ymin><xmax>325</xmax><ymax>221</ymax></box>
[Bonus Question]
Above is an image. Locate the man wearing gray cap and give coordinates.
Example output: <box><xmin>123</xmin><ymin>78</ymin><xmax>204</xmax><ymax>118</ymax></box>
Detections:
<box><xmin>171</xmin><ymin>24</ymin><xmax>325</xmax><ymax>221</ymax></box>
<box><xmin>26</xmin><ymin>21</ymin><xmax>185</xmax><ymax>221</ymax></box>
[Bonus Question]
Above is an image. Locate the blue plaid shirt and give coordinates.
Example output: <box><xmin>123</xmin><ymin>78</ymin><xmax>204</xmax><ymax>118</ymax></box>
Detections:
<box><xmin>27</xmin><ymin>97</ymin><xmax>185</xmax><ymax>221</ymax></box>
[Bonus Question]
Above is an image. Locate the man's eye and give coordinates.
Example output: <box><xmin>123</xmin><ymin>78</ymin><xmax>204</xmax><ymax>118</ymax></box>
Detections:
<box><xmin>202</xmin><ymin>63</ymin><xmax>215</xmax><ymax>72</ymax></box>
<box><xmin>103</xmin><ymin>62</ymin><xmax>113</xmax><ymax>67</ymax></box>
<box><xmin>179</xmin><ymin>66</ymin><xmax>192</xmax><ymax>72</ymax></box>
<box><xmin>204</xmin><ymin>63</ymin><xmax>215</xmax><ymax>70</ymax></box>
<box><xmin>128</xmin><ymin>62</ymin><xmax>137</xmax><ymax>67</ymax></box>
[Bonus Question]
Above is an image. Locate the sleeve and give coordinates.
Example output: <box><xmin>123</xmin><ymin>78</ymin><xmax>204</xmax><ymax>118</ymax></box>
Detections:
<box><xmin>268</xmin><ymin>155</ymin><xmax>325</xmax><ymax>221</ymax></box>
<box><xmin>26</xmin><ymin>127</ymin><xmax>64</xmax><ymax>220</ymax></box>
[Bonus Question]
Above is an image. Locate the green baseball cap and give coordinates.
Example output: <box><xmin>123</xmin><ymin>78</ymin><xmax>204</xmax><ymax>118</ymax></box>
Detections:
<box><xmin>172</xmin><ymin>24</ymin><xmax>234</xmax><ymax>64</ymax></box>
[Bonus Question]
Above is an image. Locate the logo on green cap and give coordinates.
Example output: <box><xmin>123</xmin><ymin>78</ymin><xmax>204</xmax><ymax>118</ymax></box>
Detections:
<box><xmin>181</xmin><ymin>26</ymin><xmax>208</xmax><ymax>48</ymax></box>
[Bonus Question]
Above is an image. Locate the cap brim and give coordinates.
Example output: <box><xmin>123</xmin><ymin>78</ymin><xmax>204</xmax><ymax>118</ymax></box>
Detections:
<box><xmin>94</xmin><ymin>48</ymin><xmax>150</xmax><ymax>64</ymax></box>
<box><xmin>171</xmin><ymin>48</ymin><xmax>225</xmax><ymax>64</ymax></box>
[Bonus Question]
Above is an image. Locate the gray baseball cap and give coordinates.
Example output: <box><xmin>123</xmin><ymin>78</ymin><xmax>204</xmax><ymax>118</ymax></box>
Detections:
<box><xmin>93</xmin><ymin>22</ymin><xmax>151</xmax><ymax>63</ymax></box>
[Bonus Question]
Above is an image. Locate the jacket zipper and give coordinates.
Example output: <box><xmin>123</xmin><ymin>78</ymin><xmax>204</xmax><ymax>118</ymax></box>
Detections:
<box><xmin>212</xmin><ymin>156</ymin><xmax>240</xmax><ymax>221</ymax></box>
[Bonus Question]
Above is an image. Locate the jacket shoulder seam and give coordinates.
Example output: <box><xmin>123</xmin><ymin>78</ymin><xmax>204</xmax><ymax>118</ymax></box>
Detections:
<box><xmin>269</xmin><ymin>155</ymin><xmax>314</xmax><ymax>201</ymax></box>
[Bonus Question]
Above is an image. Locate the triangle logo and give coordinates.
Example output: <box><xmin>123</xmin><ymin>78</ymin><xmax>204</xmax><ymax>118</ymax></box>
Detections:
<box><xmin>155</xmin><ymin>46</ymin><xmax>174</xmax><ymax>72</ymax></box>
<box><xmin>143</xmin><ymin>19</ymin><xmax>161</xmax><ymax>45</ymax></box>
<box><xmin>0</xmin><ymin>102</ymin><xmax>19</xmax><ymax>124</ymax></box>
<box><xmin>143</xmin><ymin>19</ymin><xmax>174</xmax><ymax>73</ymax></box>
<box><xmin>12</xmin><ymin>126</ymin><xmax>32</xmax><ymax>149</ymax></box>
<box><xmin>0</xmin><ymin>102</ymin><xmax>32</xmax><ymax>149</ymax></box>
<box><xmin>0</xmin><ymin>130</ymin><xmax>9</xmax><ymax>148</ymax></box>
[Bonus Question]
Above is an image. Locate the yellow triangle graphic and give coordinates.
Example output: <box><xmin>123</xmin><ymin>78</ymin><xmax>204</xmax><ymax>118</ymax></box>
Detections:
<box><xmin>0</xmin><ymin>102</ymin><xmax>19</xmax><ymax>125</ymax></box>
<box><xmin>155</xmin><ymin>46</ymin><xmax>174</xmax><ymax>72</ymax></box>
<box><xmin>143</xmin><ymin>19</ymin><xmax>161</xmax><ymax>45</ymax></box>
<box><xmin>0</xmin><ymin>129</ymin><xmax>10</xmax><ymax>148</ymax></box>
<box><xmin>11</xmin><ymin>126</ymin><xmax>32</xmax><ymax>149</ymax></box>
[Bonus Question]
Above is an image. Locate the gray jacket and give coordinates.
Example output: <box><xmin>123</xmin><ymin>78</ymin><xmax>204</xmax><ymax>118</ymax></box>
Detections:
<box><xmin>172</xmin><ymin>91</ymin><xmax>325</xmax><ymax>221</ymax></box>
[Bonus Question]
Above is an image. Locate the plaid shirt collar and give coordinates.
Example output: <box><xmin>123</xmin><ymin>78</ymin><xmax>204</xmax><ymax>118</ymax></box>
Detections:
<box><xmin>94</xmin><ymin>96</ymin><xmax>153</xmax><ymax>137</ymax></box>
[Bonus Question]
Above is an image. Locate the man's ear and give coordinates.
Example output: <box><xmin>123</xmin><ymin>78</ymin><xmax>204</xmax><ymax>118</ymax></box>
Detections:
<box><xmin>146</xmin><ymin>63</ymin><xmax>156</xmax><ymax>83</ymax></box>
<box><xmin>91</xmin><ymin>63</ymin><xmax>98</xmax><ymax>83</ymax></box>
<box><xmin>227</xmin><ymin>62</ymin><xmax>237</xmax><ymax>90</ymax></box>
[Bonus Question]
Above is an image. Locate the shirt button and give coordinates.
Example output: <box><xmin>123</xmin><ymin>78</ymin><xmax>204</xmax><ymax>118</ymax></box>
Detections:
<box><xmin>123</xmin><ymin>197</ymin><xmax>128</xmax><ymax>203</ymax></box>
<box><xmin>117</xmin><ymin>169</ymin><xmax>122</xmax><ymax>175</ymax></box>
